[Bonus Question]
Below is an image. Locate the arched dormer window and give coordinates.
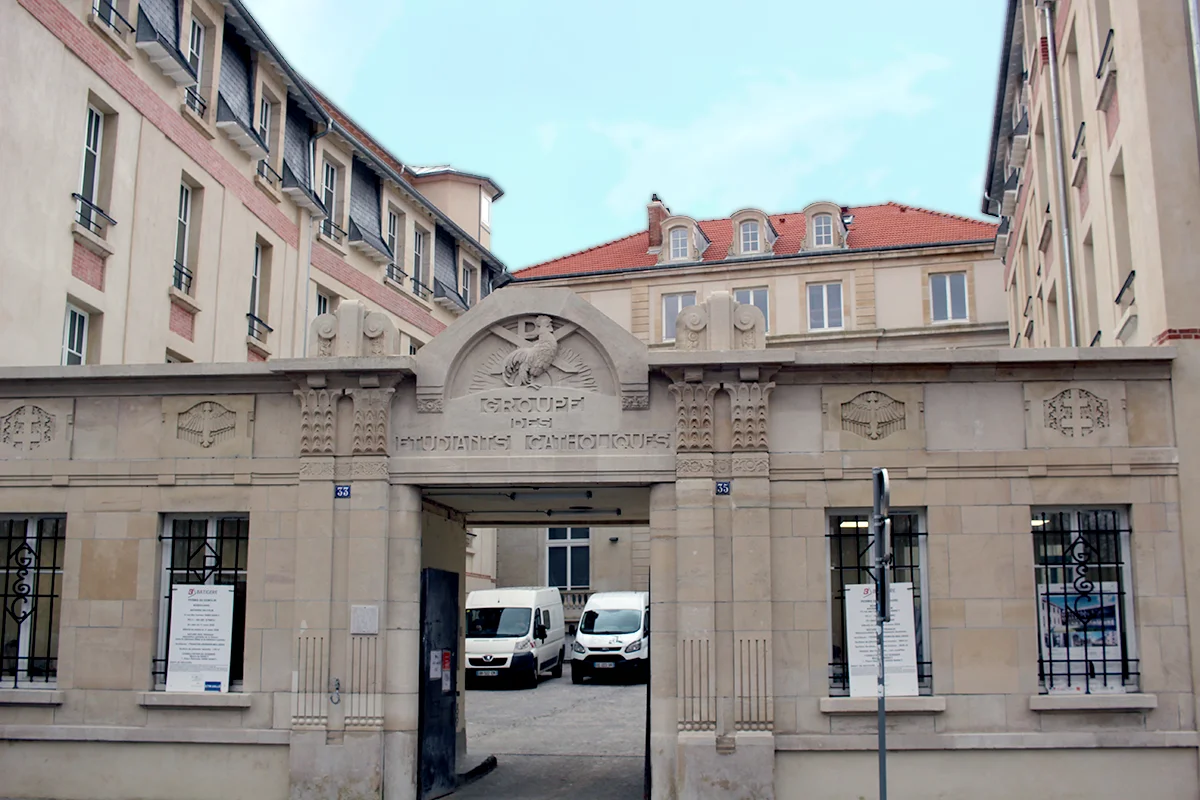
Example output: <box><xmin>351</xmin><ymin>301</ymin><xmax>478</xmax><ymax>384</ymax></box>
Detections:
<box><xmin>740</xmin><ymin>220</ymin><xmax>760</xmax><ymax>253</ymax></box>
<box><xmin>669</xmin><ymin>226</ymin><xmax>689</xmax><ymax>260</ymax></box>
<box><xmin>813</xmin><ymin>213</ymin><xmax>834</xmax><ymax>247</ymax></box>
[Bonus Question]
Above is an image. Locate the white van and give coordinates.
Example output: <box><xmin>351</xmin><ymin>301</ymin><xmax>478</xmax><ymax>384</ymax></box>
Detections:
<box><xmin>571</xmin><ymin>591</ymin><xmax>649</xmax><ymax>683</ymax></box>
<box><xmin>465</xmin><ymin>587</ymin><xmax>566</xmax><ymax>688</ymax></box>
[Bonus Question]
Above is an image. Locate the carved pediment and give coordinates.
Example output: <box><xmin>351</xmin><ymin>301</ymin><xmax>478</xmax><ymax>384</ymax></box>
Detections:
<box><xmin>674</xmin><ymin>291</ymin><xmax>766</xmax><ymax>351</ymax></box>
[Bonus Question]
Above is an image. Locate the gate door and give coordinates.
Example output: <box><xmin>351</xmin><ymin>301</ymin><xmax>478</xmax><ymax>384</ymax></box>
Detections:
<box><xmin>418</xmin><ymin>567</ymin><xmax>459</xmax><ymax>800</ymax></box>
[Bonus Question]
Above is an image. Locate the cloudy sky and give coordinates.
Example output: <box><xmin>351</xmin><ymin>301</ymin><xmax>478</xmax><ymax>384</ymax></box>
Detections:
<box><xmin>242</xmin><ymin>0</ymin><xmax>1006</xmax><ymax>269</ymax></box>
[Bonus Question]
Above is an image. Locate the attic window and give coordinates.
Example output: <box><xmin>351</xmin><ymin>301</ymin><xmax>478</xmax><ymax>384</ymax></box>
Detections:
<box><xmin>740</xmin><ymin>220</ymin><xmax>760</xmax><ymax>254</ymax></box>
<box><xmin>814</xmin><ymin>214</ymin><xmax>834</xmax><ymax>247</ymax></box>
<box><xmin>669</xmin><ymin>227</ymin><xmax>688</xmax><ymax>260</ymax></box>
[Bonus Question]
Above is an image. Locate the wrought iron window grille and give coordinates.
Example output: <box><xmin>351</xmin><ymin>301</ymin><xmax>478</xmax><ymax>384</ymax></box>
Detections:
<box><xmin>72</xmin><ymin>193</ymin><xmax>117</xmax><ymax>235</ymax></box>
<box><xmin>153</xmin><ymin>517</ymin><xmax>248</xmax><ymax>688</ymax></box>
<box><xmin>827</xmin><ymin>513</ymin><xmax>932</xmax><ymax>696</ymax></box>
<box><xmin>92</xmin><ymin>0</ymin><xmax>135</xmax><ymax>35</ymax></box>
<box><xmin>1033</xmin><ymin>509</ymin><xmax>1138</xmax><ymax>694</ymax></box>
<box><xmin>386</xmin><ymin>263</ymin><xmax>407</xmax><ymax>285</ymax></box>
<box><xmin>184</xmin><ymin>86</ymin><xmax>208</xmax><ymax>117</ymax></box>
<box><xmin>172</xmin><ymin>261</ymin><xmax>194</xmax><ymax>295</ymax></box>
<box><xmin>256</xmin><ymin>160</ymin><xmax>282</xmax><ymax>187</ymax></box>
<box><xmin>411</xmin><ymin>277</ymin><xmax>432</xmax><ymax>300</ymax></box>
<box><xmin>1</xmin><ymin>517</ymin><xmax>65</xmax><ymax>689</ymax></box>
<box><xmin>320</xmin><ymin>219</ymin><xmax>347</xmax><ymax>243</ymax></box>
<box><xmin>246</xmin><ymin>313</ymin><xmax>273</xmax><ymax>342</ymax></box>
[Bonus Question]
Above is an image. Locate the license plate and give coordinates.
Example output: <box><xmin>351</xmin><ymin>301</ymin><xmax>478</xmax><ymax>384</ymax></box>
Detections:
<box><xmin>475</xmin><ymin>670</ymin><xmax>498</xmax><ymax>677</ymax></box>
<box><xmin>594</xmin><ymin>662</ymin><xmax>616</xmax><ymax>669</ymax></box>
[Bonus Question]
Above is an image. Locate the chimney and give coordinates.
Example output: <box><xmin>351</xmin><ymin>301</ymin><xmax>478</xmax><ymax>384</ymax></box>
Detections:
<box><xmin>647</xmin><ymin>194</ymin><xmax>669</xmax><ymax>249</ymax></box>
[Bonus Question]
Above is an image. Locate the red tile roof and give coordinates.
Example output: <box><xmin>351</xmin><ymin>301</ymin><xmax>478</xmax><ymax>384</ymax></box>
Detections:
<box><xmin>514</xmin><ymin>203</ymin><xmax>997</xmax><ymax>280</ymax></box>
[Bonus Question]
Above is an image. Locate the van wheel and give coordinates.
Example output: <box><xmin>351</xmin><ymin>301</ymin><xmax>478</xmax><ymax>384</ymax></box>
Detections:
<box><xmin>525</xmin><ymin>667</ymin><xmax>539</xmax><ymax>689</ymax></box>
<box><xmin>571</xmin><ymin>665</ymin><xmax>585</xmax><ymax>684</ymax></box>
<box><xmin>551</xmin><ymin>649</ymin><xmax>565</xmax><ymax>679</ymax></box>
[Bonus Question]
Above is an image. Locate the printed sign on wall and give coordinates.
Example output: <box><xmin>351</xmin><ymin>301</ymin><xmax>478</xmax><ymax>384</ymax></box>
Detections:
<box><xmin>165</xmin><ymin>585</ymin><xmax>235</xmax><ymax>692</ymax></box>
<box><xmin>845</xmin><ymin>582</ymin><xmax>919</xmax><ymax>698</ymax></box>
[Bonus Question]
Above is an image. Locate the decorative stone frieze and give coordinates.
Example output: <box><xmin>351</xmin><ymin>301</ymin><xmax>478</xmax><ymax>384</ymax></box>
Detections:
<box><xmin>840</xmin><ymin>391</ymin><xmax>906</xmax><ymax>441</ymax></box>
<box><xmin>673</xmin><ymin>290</ymin><xmax>767</xmax><ymax>351</ymax></box>
<box><xmin>176</xmin><ymin>401</ymin><xmax>236</xmax><ymax>448</ymax></box>
<box><xmin>1024</xmin><ymin>381</ymin><xmax>1128</xmax><ymax>448</ymax></box>
<box><xmin>676</xmin><ymin>453</ymin><xmax>715</xmax><ymax>478</ymax></box>
<box><xmin>822</xmin><ymin>385</ymin><xmax>925</xmax><ymax>451</ymax></box>
<box><xmin>731</xmin><ymin>453</ymin><xmax>770</xmax><ymax>476</ymax></box>
<box><xmin>348</xmin><ymin>387</ymin><xmax>395</xmax><ymax>456</ymax></box>
<box><xmin>0</xmin><ymin>399</ymin><xmax>72</xmax><ymax>460</ymax></box>
<box><xmin>160</xmin><ymin>396</ymin><xmax>254</xmax><ymax>458</ymax></box>
<box><xmin>725</xmin><ymin>382</ymin><xmax>774</xmax><ymax>451</ymax></box>
<box><xmin>296</xmin><ymin>389</ymin><xmax>337</xmax><ymax>456</ymax></box>
<box><xmin>670</xmin><ymin>382</ymin><xmax>719</xmax><ymax>451</ymax></box>
<box><xmin>1045</xmin><ymin>388</ymin><xmax>1109</xmax><ymax>438</ymax></box>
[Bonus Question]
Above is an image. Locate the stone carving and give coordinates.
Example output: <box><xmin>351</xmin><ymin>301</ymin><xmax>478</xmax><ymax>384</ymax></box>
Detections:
<box><xmin>725</xmin><ymin>382</ymin><xmax>774</xmax><ymax>451</ymax></box>
<box><xmin>352</xmin><ymin>460</ymin><xmax>389</xmax><ymax>478</ymax></box>
<box><xmin>469</xmin><ymin>315</ymin><xmax>596</xmax><ymax>392</ymax></box>
<box><xmin>0</xmin><ymin>405</ymin><xmax>55</xmax><ymax>452</ymax></box>
<box><xmin>175</xmin><ymin>401</ymin><xmax>236</xmax><ymax>448</ymax></box>
<box><xmin>1044</xmin><ymin>388</ymin><xmax>1110</xmax><ymax>438</ymax></box>
<box><xmin>733</xmin><ymin>303</ymin><xmax>761</xmax><ymax>350</ymax></box>
<box><xmin>298</xmin><ymin>459</ymin><xmax>335</xmax><ymax>479</ymax></box>
<box><xmin>676</xmin><ymin>456</ymin><xmax>714</xmax><ymax>477</ymax></box>
<box><xmin>296</xmin><ymin>389</ymin><xmax>337</xmax><ymax>456</ymax></box>
<box><xmin>349</xmin><ymin>388</ymin><xmax>394</xmax><ymax>455</ymax></box>
<box><xmin>362</xmin><ymin>313</ymin><xmax>392</xmax><ymax>358</ymax></box>
<box><xmin>841</xmin><ymin>391</ymin><xmax>906</xmax><ymax>441</ymax></box>
<box><xmin>308</xmin><ymin>300</ymin><xmax>399</xmax><ymax>357</ymax></box>
<box><xmin>677</xmin><ymin>304</ymin><xmax>709</xmax><ymax>351</ymax></box>
<box><xmin>622</xmin><ymin>393</ymin><xmax>650</xmax><ymax>410</ymax></box>
<box><xmin>669</xmin><ymin>382</ymin><xmax>718</xmax><ymax>451</ymax></box>
<box><xmin>313</xmin><ymin>314</ymin><xmax>337</xmax><ymax>357</ymax></box>
<box><xmin>672</xmin><ymin>291</ymin><xmax>766</xmax><ymax>350</ymax></box>
<box><xmin>731</xmin><ymin>453</ymin><xmax>770</xmax><ymax>475</ymax></box>
<box><xmin>416</xmin><ymin>397</ymin><xmax>443</xmax><ymax>414</ymax></box>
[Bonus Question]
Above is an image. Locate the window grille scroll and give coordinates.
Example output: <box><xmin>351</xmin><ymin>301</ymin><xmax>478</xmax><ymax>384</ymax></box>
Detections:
<box><xmin>1</xmin><ymin>518</ymin><xmax>64</xmax><ymax>689</ymax></box>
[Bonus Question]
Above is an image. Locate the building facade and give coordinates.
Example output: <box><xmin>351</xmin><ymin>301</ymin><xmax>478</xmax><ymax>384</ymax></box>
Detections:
<box><xmin>0</xmin><ymin>286</ymin><xmax>1196</xmax><ymax>800</ymax></box>
<box><xmin>1</xmin><ymin>0</ymin><xmax>506</xmax><ymax>368</ymax></box>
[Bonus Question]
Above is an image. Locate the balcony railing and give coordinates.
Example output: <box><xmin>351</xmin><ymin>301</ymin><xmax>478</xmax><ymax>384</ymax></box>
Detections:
<box><xmin>411</xmin><ymin>276</ymin><xmax>432</xmax><ymax>300</ymax></box>
<box><xmin>1096</xmin><ymin>29</ymin><xmax>1115</xmax><ymax>80</ymax></box>
<box><xmin>184</xmin><ymin>86</ymin><xmax>207</xmax><ymax>117</ymax></box>
<box><xmin>320</xmin><ymin>219</ymin><xmax>346</xmax><ymax>243</ymax></box>
<box><xmin>1072</xmin><ymin>122</ymin><xmax>1086</xmax><ymax>160</ymax></box>
<box><xmin>386</xmin><ymin>263</ymin><xmax>407</xmax><ymax>285</ymax></box>
<box><xmin>172</xmin><ymin>261</ymin><xmax>194</xmax><ymax>295</ymax></box>
<box><xmin>246</xmin><ymin>313</ymin><xmax>273</xmax><ymax>342</ymax></box>
<box><xmin>1090</xmin><ymin>330</ymin><xmax>1102</xmax><ymax>347</ymax></box>
<box><xmin>92</xmin><ymin>0</ymin><xmax>134</xmax><ymax>35</ymax></box>
<box><xmin>256</xmin><ymin>159</ymin><xmax>282</xmax><ymax>187</ymax></box>
<box><xmin>1115</xmin><ymin>270</ymin><xmax>1136</xmax><ymax>310</ymax></box>
<box><xmin>72</xmin><ymin>192</ymin><xmax>117</xmax><ymax>235</ymax></box>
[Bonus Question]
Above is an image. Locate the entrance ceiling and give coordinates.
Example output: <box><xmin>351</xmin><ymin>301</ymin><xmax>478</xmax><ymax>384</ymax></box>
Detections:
<box><xmin>421</xmin><ymin>485</ymin><xmax>649</xmax><ymax>526</ymax></box>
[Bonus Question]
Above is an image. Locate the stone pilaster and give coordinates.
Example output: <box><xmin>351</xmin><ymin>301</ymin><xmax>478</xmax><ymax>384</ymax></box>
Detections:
<box><xmin>384</xmin><ymin>483</ymin><xmax>422</xmax><ymax>800</ymax></box>
<box><xmin>649</xmin><ymin>482</ymin><xmax>678</xmax><ymax>800</ymax></box>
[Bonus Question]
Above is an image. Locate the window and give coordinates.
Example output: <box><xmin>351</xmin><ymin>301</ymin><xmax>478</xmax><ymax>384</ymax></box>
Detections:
<box><xmin>930</xmin><ymin>272</ymin><xmax>968</xmax><ymax>322</ymax></box>
<box><xmin>185</xmin><ymin>20</ymin><xmax>205</xmax><ymax>114</ymax></box>
<box><xmin>1</xmin><ymin>517</ymin><xmax>65</xmax><ymax>688</ymax></box>
<box><xmin>321</xmin><ymin>161</ymin><xmax>339</xmax><ymax>238</ymax></box>
<box><xmin>547</xmin><ymin>527</ymin><xmax>589</xmax><ymax>591</ymax></box>
<box><xmin>814</xmin><ymin>213</ymin><xmax>834</xmax><ymax>247</ymax></box>
<box><xmin>247</xmin><ymin>242</ymin><xmax>272</xmax><ymax>343</ymax></box>
<box><xmin>669</xmin><ymin>227</ymin><xmax>689</xmax><ymax>260</ymax></box>
<box><xmin>316</xmin><ymin>291</ymin><xmax>330</xmax><ymax>317</ymax></box>
<box><xmin>93</xmin><ymin>0</ymin><xmax>115</xmax><ymax>26</ymax></box>
<box><xmin>78</xmin><ymin>106</ymin><xmax>103</xmax><ymax>231</ymax></box>
<box><xmin>480</xmin><ymin>191</ymin><xmax>491</xmax><ymax>229</ymax></box>
<box><xmin>174</xmin><ymin>184</ymin><xmax>192</xmax><ymax>292</ymax></box>
<box><xmin>258</xmin><ymin>97</ymin><xmax>270</xmax><ymax>145</ymax></box>
<box><xmin>62</xmin><ymin>304</ymin><xmax>88</xmax><ymax>365</ymax></box>
<box><xmin>250</xmin><ymin>244</ymin><xmax>262</xmax><ymax>320</ymax></box>
<box><xmin>807</xmin><ymin>282</ymin><xmax>843</xmax><ymax>331</ymax></box>
<box><xmin>734</xmin><ymin>287</ymin><xmax>769</xmax><ymax>331</ymax></box>
<box><xmin>1033</xmin><ymin>509</ymin><xmax>1137</xmax><ymax>694</ymax></box>
<box><xmin>387</xmin><ymin>211</ymin><xmax>399</xmax><ymax>259</ymax></box>
<box><xmin>662</xmin><ymin>292</ymin><xmax>696</xmax><ymax>342</ymax></box>
<box><xmin>155</xmin><ymin>517</ymin><xmax>248</xmax><ymax>689</ymax></box>
<box><xmin>828</xmin><ymin>512</ymin><xmax>930</xmax><ymax>696</ymax></box>
<box><xmin>462</xmin><ymin>266</ymin><xmax>473</xmax><ymax>306</ymax></box>
<box><xmin>740</xmin><ymin>220</ymin><xmax>760</xmax><ymax>253</ymax></box>
<box><xmin>412</xmin><ymin>228</ymin><xmax>426</xmax><ymax>285</ymax></box>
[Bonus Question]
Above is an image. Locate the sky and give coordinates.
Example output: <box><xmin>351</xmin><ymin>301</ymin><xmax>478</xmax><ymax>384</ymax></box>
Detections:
<box><xmin>242</xmin><ymin>0</ymin><xmax>1007</xmax><ymax>270</ymax></box>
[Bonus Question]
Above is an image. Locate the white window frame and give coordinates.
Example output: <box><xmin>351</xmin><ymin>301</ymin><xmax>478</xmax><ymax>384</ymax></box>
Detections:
<box><xmin>740</xmin><ymin>220</ymin><xmax>760</xmax><ymax>254</ymax></box>
<box><xmin>814</xmin><ymin>213</ymin><xmax>834</xmax><ymax>247</ymax></box>
<box><xmin>668</xmin><ymin>226</ymin><xmax>689</xmax><ymax>261</ymax></box>
<box><xmin>480</xmin><ymin>190</ymin><xmax>491</xmax><ymax>229</ymax></box>
<box><xmin>409</xmin><ymin>338</ymin><xmax>423</xmax><ymax>356</ymax></box>
<box><xmin>734</xmin><ymin>286</ymin><xmax>769</xmax><ymax>331</ymax></box>
<box><xmin>321</xmin><ymin>161</ymin><xmax>338</xmax><ymax>235</ymax></box>
<box><xmin>62</xmin><ymin>304</ymin><xmax>88</xmax><ymax>365</ymax></box>
<box><xmin>662</xmin><ymin>292</ymin><xmax>696</xmax><ymax>342</ymax></box>
<box><xmin>930</xmin><ymin>272</ymin><xmax>969</xmax><ymax>323</ymax></box>
<box><xmin>387</xmin><ymin>211</ymin><xmax>399</xmax><ymax>258</ymax></box>
<box><xmin>316</xmin><ymin>291</ymin><xmax>330</xmax><ymax>318</ymax></box>
<box><xmin>1</xmin><ymin>516</ymin><xmax>66</xmax><ymax>689</ymax></box>
<box><xmin>807</xmin><ymin>282</ymin><xmax>844</xmax><ymax>332</ymax></box>
<box><xmin>188</xmin><ymin>19</ymin><xmax>204</xmax><ymax>84</ymax></box>
<box><xmin>258</xmin><ymin>97</ymin><xmax>270</xmax><ymax>145</ymax></box>
<box><xmin>546</xmin><ymin>527</ymin><xmax>590</xmax><ymax>591</ymax></box>
<box><xmin>462</xmin><ymin>266</ymin><xmax>473</xmax><ymax>306</ymax></box>
<box><xmin>155</xmin><ymin>515</ymin><xmax>248</xmax><ymax>691</ymax></box>
<box><xmin>175</xmin><ymin>183</ymin><xmax>191</xmax><ymax>270</ymax></box>
<box><xmin>412</xmin><ymin>228</ymin><xmax>426</xmax><ymax>284</ymax></box>
<box><xmin>249</xmin><ymin>243</ymin><xmax>262</xmax><ymax>319</ymax></box>
<box><xmin>78</xmin><ymin>106</ymin><xmax>104</xmax><ymax>229</ymax></box>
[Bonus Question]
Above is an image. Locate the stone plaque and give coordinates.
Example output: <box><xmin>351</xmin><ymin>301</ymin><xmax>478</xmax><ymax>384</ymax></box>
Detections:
<box><xmin>821</xmin><ymin>385</ymin><xmax>925</xmax><ymax>451</ymax></box>
<box><xmin>351</xmin><ymin>605</ymin><xmax>380</xmax><ymax>635</ymax></box>
<box><xmin>161</xmin><ymin>395</ymin><xmax>255</xmax><ymax>458</ymax></box>
<box><xmin>1024</xmin><ymin>381</ymin><xmax>1127</xmax><ymax>449</ymax></box>
<box><xmin>0</xmin><ymin>398</ymin><xmax>73</xmax><ymax>460</ymax></box>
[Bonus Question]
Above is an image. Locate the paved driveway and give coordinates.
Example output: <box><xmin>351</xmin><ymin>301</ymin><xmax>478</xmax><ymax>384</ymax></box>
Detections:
<box><xmin>454</xmin><ymin>665</ymin><xmax>647</xmax><ymax>799</ymax></box>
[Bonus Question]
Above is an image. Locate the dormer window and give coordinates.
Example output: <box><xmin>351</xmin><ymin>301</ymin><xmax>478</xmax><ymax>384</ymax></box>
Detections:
<box><xmin>740</xmin><ymin>220</ymin><xmax>760</xmax><ymax>254</ymax></box>
<box><xmin>814</xmin><ymin>213</ymin><xmax>834</xmax><ymax>247</ymax></box>
<box><xmin>669</xmin><ymin>227</ymin><xmax>689</xmax><ymax>260</ymax></box>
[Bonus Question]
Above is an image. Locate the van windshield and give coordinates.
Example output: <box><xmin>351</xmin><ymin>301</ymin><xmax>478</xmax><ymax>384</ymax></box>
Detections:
<box><xmin>579</xmin><ymin>609</ymin><xmax>642</xmax><ymax>635</ymax></box>
<box><xmin>466</xmin><ymin>607</ymin><xmax>532</xmax><ymax>638</ymax></box>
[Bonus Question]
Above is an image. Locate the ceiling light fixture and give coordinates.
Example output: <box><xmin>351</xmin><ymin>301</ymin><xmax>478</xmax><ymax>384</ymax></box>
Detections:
<box><xmin>839</xmin><ymin>520</ymin><xmax>870</xmax><ymax>529</ymax></box>
<box><xmin>546</xmin><ymin>508</ymin><xmax>622</xmax><ymax>518</ymax></box>
<box><xmin>508</xmin><ymin>490</ymin><xmax>594</xmax><ymax>502</ymax></box>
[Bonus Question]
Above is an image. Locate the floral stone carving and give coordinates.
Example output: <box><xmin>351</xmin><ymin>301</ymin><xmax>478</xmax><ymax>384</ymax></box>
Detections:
<box><xmin>349</xmin><ymin>387</ymin><xmax>394</xmax><ymax>455</ymax></box>
<box><xmin>725</xmin><ymin>382</ymin><xmax>774</xmax><ymax>451</ymax></box>
<box><xmin>1044</xmin><ymin>388</ymin><xmax>1110</xmax><ymax>438</ymax></box>
<box><xmin>669</xmin><ymin>382</ymin><xmax>718</xmax><ymax>451</ymax></box>
<box><xmin>296</xmin><ymin>389</ymin><xmax>337</xmax><ymax>456</ymax></box>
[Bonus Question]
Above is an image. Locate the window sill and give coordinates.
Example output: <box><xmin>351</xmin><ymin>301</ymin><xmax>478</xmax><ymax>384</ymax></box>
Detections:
<box><xmin>254</xmin><ymin>173</ymin><xmax>283</xmax><ymax>204</ymax></box>
<box><xmin>87</xmin><ymin>13</ymin><xmax>133</xmax><ymax>60</ymax></box>
<box><xmin>1030</xmin><ymin>693</ymin><xmax>1156</xmax><ymax>712</ymax></box>
<box><xmin>168</xmin><ymin>285</ymin><xmax>202</xmax><ymax>314</ymax></box>
<box><xmin>71</xmin><ymin>222</ymin><xmax>116</xmax><ymax>259</ymax></box>
<box><xmin>820</xmin><ymin>696</ymin><xmax>946</xmax><ymax>715</ymax></box>
<box><xmin>181</xmin><ymin>102</ymin><xmax>216</xmax><ymax>140</ymax></box>
<box><xmin>246</xmin><ymin>335</ymin><xmax>272</xmax><ymax>359</ymax></box>
<box><xmin>137</xmin><ymin>692</ymin><xmax>252</xmax><ymax>709</ymax></box>
<box><xmin>316</xmin><ymin>230</ymin><xmax>349</xmax><ymax>257</ymax></box>
<box><xmin>0</xmin><ymin>689</ymin><xmax>64</xmax><ymax>706</ymax></box>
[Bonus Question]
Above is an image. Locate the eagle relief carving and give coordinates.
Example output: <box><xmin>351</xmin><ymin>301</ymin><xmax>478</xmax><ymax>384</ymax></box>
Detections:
<box><xmin>840</xmin><ymin>391</ymin><xmax>906</xmax><ymax>441</ymax></box>
<box><xmin>176</xmin><ymin>401</ymin><xmax>237</xmax><ymax>448</ymax></box>
<box><xmin>469</xmin><ymin>315</ymin><xmax>597</xmax><ymax>392</ymax></box>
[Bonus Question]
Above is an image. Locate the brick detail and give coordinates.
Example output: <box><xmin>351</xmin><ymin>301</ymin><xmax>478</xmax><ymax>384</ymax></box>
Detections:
<box><xmin>71</xmin><ymin>241</ymin><xmax>104</xmax><ymax>290</ymax></box>
<box><xmin>169</xmin><ymin>300</ymin><xmax>195</xmax><ymax>341</ymax></box>
<box><xmin>247</xmin><ymin>347</ymin><xmax>266</xmax><ymax>362</ymax></box>
<box><xmin>1040</xmin><ymin>37</ymin><xmax>1049</xmax><ymax>65</ymax></box>
<box><xmin>1152</xmin><ymin>328</ymin><xmax>1200</xmax><ymax>345</ymax></box>
<box><xmin>310</xmin><ymin>242</ymin><xmax>446</xmax><ymax>336</ymax></box>
<box><xmin>1105</xmin><ymin>84</ymin><xmax>1120</xmax><ymax>145</ymax></box>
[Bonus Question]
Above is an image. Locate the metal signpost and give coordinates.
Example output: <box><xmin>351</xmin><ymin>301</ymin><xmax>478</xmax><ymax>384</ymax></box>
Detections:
<box><xmin>873</xmin><ymin>467</ymin><xmax>892</xmax><ymax>800</ymax></box>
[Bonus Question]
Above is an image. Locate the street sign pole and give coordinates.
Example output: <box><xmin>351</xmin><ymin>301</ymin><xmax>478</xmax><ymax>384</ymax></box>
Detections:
<box><xmin>873</xmin><ymin>467</ymin><xmax>891</xmax><ymax>800</ymax></box>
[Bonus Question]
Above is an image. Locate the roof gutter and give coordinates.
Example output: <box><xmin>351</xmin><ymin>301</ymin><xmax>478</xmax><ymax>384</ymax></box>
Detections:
<box><xmin>982</xmin><ymin>0</ymin><xmax>1020</xmax><ymax>217</ymax></box>
<box><xmin>326</xmin><ymin>118</ymin><xmax>508</xmax><ymax>274</ymax></box>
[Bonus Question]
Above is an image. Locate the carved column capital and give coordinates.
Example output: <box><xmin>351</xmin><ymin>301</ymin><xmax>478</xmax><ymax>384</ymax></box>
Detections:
<box><xmin>669</xmin><ymin>381</ymin><xmax>719</xmax><ymax>452</ymax></box>
<box><xmin>347</xmin><ymin>387</ymin><xmax>395</xmax><ymax>456</ymax></box>
<box><xmin>294</xmin><ymin>387</ymin><xmax>338</xmax><ymax>456</ymax></box>
<box><xmin>723</xmin><ymin>381</ymin><xmax>775</xmax><ymax>452</ymax></box>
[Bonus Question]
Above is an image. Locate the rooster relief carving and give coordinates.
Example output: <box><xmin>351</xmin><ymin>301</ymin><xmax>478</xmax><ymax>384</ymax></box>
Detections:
<box><xmin>469</xmin><ymin>315</ymin><xmax>598</xmax><ymax>393</ymax></box>
<box><xmin>502</xmin><ymin>315</ymin><xmax>557</xmax><ymax>387</ymax></box>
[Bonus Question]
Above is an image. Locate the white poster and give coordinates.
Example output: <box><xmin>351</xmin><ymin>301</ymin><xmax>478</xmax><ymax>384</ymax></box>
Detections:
<box><xmin>845</xmin><ymin>582</ymin><xmax>919</xmax><ymax>698</ymax></box>
<box><xmin>1037</xmin><ymin>581</ymin><xmax>1125</xmax><ymax>693</ymax></box>
<box><xmin>166</xmin><ymin>585</ymin><xmax>235</xmax><ymax>693</ymax></box>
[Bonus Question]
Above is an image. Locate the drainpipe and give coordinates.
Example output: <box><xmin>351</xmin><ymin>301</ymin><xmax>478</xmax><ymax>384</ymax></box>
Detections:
<box><xmin>1040</xmin><ymin>0</ymin><xmax>1079</xmax><ymax>346</ymax></box>
<box><xmin>301</xmin><ymin>120</ymin><xmax>333</xmax><ymax>356</ymax></box>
